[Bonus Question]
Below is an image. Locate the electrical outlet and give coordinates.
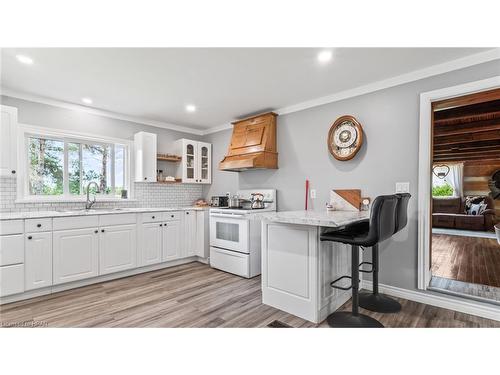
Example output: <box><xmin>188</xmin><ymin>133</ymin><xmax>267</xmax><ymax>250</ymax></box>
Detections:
<box><xmin>395</xmin><ymin>182</ymin><xmax>410</xmax><ymax>193</ymax></box>
<box><xmin>310</xmin><ymin>189</ymin><xmax>316</xmax><ymax>199</ymax></box>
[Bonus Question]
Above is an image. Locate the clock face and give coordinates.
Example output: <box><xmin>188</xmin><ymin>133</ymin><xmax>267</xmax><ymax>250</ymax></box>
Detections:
<box><xmin>328</xmin><ymin>116</ymin><xmax>363</xmax><ymax>161</ymax></box>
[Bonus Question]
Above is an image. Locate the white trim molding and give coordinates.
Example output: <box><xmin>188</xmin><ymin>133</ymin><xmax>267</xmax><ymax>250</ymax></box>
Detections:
<box><xmin>417</xmin><ymin>76</ymin><xmax>500</xmax><ymax>291</ymax></box>
<box><xmin>1</xmin><ymin>88</ymin><xmax>205</xmax><ymax>136</ymax></box>
<box><xmin>204</xmin><ymin>48</ymin><xmax>500</xmax><ymax>134</ymax></box>
<box><xmin>362</xmin><ymin>280</ymin><xmax>500</xmax><ymax>323</ymax></box>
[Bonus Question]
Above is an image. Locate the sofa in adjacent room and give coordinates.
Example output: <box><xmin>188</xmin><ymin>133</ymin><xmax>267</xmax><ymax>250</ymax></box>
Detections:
<box><xmin>432</xmin><ymin>195</ymin><xmax>496</xmax><ymax>231</ymax></box>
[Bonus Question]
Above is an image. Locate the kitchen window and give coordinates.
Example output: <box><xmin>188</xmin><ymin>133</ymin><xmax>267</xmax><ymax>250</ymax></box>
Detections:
<box><xmin>19</xmin><ymin>125</ymin><xmax>132</xmax><ymax>201</ymax></box>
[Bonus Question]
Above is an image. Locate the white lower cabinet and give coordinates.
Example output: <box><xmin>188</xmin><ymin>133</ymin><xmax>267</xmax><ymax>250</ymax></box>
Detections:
<box><xmin>53</xmin><ymin>228</ymin><xmax>99</xmax><ymax>285</ymax></box>
<box><xmin>141</xmin><ymin>222</ymin><xmax>163</xmax><ymax>266</ymax></box>
<box><xmin>25</xmin><ymin>231</ymin><xmax>52</xmax><ymax>290</ymax></box>
<box><xmin>99</xmin><ymin>224</ymin><xmax>137</xmax><ymax>275</ymax></box>
<box><xmin>183</xmin><ymin>210</ymin><xmax>197</xmax><ymax>257</ymax></box>
<box><xmin>163</xmin><ymin>220</ymin><xmax>181</xmax><ymax>261</ymax></box>
<box><xmin>0</xmin><ymin>264</ymin><xmax>24</xmax><ymax>297</ymax></box>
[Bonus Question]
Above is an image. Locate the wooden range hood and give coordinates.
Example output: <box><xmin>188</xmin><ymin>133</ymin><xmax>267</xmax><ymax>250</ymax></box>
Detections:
<box><xmin>219</xmin><ymin>112</ymin><xmax>278</xmax><ymax>172</ymax></box>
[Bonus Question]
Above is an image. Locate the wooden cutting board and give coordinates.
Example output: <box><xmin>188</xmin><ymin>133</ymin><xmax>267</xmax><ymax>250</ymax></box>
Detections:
<box><xmin>330</xmin><ymin>189</ymin><xmax>362</xmax><ymax>211</ymax></box>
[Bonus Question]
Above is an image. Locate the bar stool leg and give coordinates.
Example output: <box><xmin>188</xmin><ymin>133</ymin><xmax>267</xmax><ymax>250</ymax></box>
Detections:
<box><xmin>326</xmin><ymin>245</ymin><xmax>383</xmax><ymax>328</ymax></box>
<box><xmin>359</xmin><ymin>244</ymin><xmax>402</xmax><ymax>313</ymax></box>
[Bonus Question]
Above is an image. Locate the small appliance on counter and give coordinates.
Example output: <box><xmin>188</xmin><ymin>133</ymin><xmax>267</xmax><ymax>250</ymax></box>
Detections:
<box><xmin>194</xmin><ymin>199</ymin><xmax>209</xmax><ymax>207</ymax></box>
<box><xmin>210</xmin><ymin>195</ymin><xmax>229</xmax><ymax>207</ymax></box>
<box><xmin>209</xmin><ymin>189</ymin><xmax>277</xmax><ymax>278</ymax></box>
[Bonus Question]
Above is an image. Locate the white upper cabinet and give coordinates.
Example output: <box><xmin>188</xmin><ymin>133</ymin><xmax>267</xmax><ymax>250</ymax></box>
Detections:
<box><xmin>198</xmin><ymin>142</ymin><xmax>212</xmax><ymax>184</ymax></box>
<box><xmin>134</xmin><ymin>131</ymin><xmax>157</xmax><ymax>182</ymax></box>
<box><xmin>0</xmin><ymin>105</ymin><xmax>18</xmax><ymax>177</ymax></box>
<box><xmin>174</xmin><ymin>139</ymin><xmax>212</xmax><ymax>184</ymax></box>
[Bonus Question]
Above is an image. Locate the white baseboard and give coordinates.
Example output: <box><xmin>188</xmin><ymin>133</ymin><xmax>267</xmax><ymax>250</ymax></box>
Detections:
<box><xmin>361</xmin><ymin>280</ymin><xmax>500</xmax><ymax>322</ymax></box>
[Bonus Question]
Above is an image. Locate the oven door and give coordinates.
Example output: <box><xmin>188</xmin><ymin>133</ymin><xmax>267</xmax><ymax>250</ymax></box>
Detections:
<box><xmin>210</xmin><ymin>214</ymin><xmax>249</xmax><ymax>253</ymax></box>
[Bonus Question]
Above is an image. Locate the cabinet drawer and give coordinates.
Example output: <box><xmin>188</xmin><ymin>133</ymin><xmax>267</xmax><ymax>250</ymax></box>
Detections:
<box><xmin>141</xmin><ymin>212</ymin><xmax>163</xmax><ymax>223</ymax></box>
<box><xmin>0</xmin><ymin>264</ymin><xmax>24</xmax><ymax>297</ymax></box>
<box><xmin>25</xmin><ymin>218</ymin><xmax>52</xmax><ymax>233</ymax></box>
<box><xmin>209</xmin><ymin>247</ymin><xmax>249</xmax><ymax>278</ymax></box>
<box><xmin>164</xmin><ymin>211</ymin><xmax>181</xmax><ymax>221</ymax></box>
<box><xmin>0</xmin><ymin>220</ymin><xmax>24</xmax><ymax>235</ymax></box>
<box><xmin>53</xmin><ymin>215</ymin><xmax>99</xmax><ymax>231</ymax></box>
<box><xmin>0</xmin><ymin>234</ymin><xmax>24</xmax><ymax>266</ymax></box>
<box><xmin>99</xmin><ymin>213</ymin><xmax>137</xmax><ymax>226</ymax></box>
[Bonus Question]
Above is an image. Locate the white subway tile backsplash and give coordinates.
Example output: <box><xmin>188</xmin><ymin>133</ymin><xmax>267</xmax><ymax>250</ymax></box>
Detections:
<box><xmin>0</xmin><ymin>177</ymin><xmax>203</xmax><ymax>212</ymax></box>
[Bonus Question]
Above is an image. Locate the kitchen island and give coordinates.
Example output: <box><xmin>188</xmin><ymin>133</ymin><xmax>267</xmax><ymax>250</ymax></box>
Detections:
<box><xmin>259</xmin><ymin>210</ymin><xmax>369</xmax><ymax>323</ymax></box>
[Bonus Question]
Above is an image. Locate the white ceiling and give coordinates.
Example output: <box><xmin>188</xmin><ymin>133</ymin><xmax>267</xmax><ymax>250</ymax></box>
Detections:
<box><xmin>0</xmin><ymin>48</ymin><xmax>495</xmax><ymax>132</ymax></box>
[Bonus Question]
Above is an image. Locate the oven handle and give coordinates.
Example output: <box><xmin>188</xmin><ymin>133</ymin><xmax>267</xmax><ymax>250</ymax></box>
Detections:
<box><xmin>210</xmin><ymin>213</ymin><xmax>246</xmax><ymax>218</ymax></box>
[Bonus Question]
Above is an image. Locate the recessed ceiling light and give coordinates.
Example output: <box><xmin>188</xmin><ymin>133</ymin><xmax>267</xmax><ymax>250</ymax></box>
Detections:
<box><xmin>81</xmin><ymin>97</ymin><xmax>93</xmax><ymax>105</ymax></box>
<box><xmin>185</xmin><ymin>104</ymin><xmax>196</xmax><ymax>113</ymax></box>
<box><xmin>317</xmin><ymin>50</ymin><xmax>333</xmax><ymax>63</ymax></box>
<box><xmin>16</xmin><ymin>55</ymin><xmax>34</xmax><ymax>65</ymax></box>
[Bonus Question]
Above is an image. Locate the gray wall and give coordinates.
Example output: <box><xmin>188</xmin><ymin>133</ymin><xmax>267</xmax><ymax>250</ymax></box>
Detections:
<box><xmin>203</xmin><ymin>60</ymin><xmax>500</xmax><ymax>290</ymax></box>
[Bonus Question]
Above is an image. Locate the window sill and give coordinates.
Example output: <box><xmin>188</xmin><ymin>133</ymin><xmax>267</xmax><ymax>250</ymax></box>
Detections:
<box><xmin>15</xmin><ymin>197</ymin><xmax>137</xmax><ymax>204</ymax></box>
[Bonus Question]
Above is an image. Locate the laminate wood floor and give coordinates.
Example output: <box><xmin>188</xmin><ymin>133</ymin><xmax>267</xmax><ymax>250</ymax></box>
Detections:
<box><xmin>432</xmin><ymin>234</ymin><xmax>500</xmax><ymax>288</ymax></box>
<box><xmin>1</xmin><ymin>262</ymin><xmax>499</xmax><ymax>328</ymax></box>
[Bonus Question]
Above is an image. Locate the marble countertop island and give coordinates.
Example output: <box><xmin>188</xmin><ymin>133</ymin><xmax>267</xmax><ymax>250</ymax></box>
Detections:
<box><xmin>258</xmin><ymin>209</ymin><xmax>369</xmax><ymax>228</ymax></box>
<box><xmin>260</xmin><ymin>209</ymin><xmax>370</xmax><ymax>323</ymax></box>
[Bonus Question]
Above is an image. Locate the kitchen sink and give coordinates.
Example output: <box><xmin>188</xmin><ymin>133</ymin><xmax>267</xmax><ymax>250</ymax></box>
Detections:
<box><xmin>56</xmin><ymin>208</ymin><xmax>127</xmax><ymax>214</ymax></box>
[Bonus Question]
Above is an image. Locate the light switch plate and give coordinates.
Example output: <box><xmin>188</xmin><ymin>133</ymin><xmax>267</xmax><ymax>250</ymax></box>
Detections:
<box><xmin>310</xmin><ymin>189</ymin><xmax>317</xmax><ymax>199</ymax></box>
<box><xmin>395</xmin><ymin>182</ymin><xmax>410</xmax><ymax>193</ymax></box>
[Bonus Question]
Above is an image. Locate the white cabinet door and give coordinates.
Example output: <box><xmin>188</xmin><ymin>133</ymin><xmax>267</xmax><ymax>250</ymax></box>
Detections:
<box><xmin>195</xmin><ymin>210</ymin><xmax>208</xmax><ymax>258</ymax></box>
<box><xmin>99</xmin><ymin>224</ymin><xmax>137</xmax><ymax>275</ymax></box>
<box><xmin>197</xmin><ymin>142</ymin><xmax>211</xmax><ymax>184</ymax></box>
<box><xmin>183</xmin><ymin>210</ymin><xmax>197</xmax><ymax>257</ymax></box>
<box><xmin>140</xmin><ymin>222</ymin><xmax>163</xmax><ymax>266</ymax></box>
<box><xmin>134</xmin><ymin>131</ymin><xmax>157</xmax><ymax>182</ymax></box>
<box><xmin>174</xmin><ymin>139</ymin><xmax>212</xmax><ymax>184</ymax></box>
<box><xmin>0</xmin><ymin>105</ymin><xmax>18</xmax><ymax>177</ymax></box>
<box><xmin>0</xmin><ymin>264</ymin><xmax>24</xmax><ymax>297</ymax></box>
<box><xmin>25</xmin><ymin>232</ymin><xmax>52</xmax><ymax>290</ymax></box>
<box><xmin>163</xmin><ymin>220</ymin><xmax>181</xmax><ymax>261</ymax></box>
<box><xmin>53</xmin><ymin>228</ymin><xmax>99</xmax><ymax>285</ymax></box>
<box><xmin>182</xmin><ymin>140</ymin><xmax>198</xmax><ymax>183</ymax></box>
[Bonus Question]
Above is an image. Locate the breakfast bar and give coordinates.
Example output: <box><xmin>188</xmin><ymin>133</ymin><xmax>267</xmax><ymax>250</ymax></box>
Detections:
<box><xmin>259</xmin><ymin>210</ymin><xmax>369</xmax><ymax>323</ymax></box>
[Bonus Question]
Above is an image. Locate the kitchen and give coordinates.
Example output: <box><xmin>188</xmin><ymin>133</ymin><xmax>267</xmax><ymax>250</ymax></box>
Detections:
<box><xmin>1</xmin><ymin>48</ymin><xmax>500</xmax><ymax>333</ymax></box>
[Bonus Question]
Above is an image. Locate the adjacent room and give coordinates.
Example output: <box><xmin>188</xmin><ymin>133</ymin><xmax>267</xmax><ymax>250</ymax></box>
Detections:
<box><xmin>430</xmin><ymin>89</ymin><xmax>500</xmax><ymax>302</ymax></box>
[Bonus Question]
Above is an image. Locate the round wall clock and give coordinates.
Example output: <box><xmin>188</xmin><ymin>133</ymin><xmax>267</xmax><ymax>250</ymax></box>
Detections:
<box><xmin>327</xmin><ymin>115</ymin><xmax>364</xmax><ymax>161</ymax></box>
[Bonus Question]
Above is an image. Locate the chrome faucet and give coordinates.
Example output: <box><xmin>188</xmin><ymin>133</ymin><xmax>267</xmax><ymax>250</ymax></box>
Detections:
<box><xmin>85</xmin><ymin>181</ymin><xmax>100</xmax><ymax>210</ymax></box>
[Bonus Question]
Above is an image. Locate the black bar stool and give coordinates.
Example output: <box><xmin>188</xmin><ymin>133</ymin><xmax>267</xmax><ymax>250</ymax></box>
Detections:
<box><xmin>359</xmin><ymin>193</ymin><xmax>411</xmax><ymax>313</ymax></box>
<box><xmin>320</xmin><ymin>195</ymin><xmax>398</xmax><ymax>328</ymax></box>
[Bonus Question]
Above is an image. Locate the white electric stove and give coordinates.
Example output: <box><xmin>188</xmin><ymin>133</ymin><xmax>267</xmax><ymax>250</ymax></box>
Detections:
<box><xmin>209</xmin><ymin>189</ymin><xmax>276</xmax><ymax>278</ymax></box>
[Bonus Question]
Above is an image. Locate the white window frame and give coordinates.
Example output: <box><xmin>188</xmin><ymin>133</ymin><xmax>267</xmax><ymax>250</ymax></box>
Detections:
<box><xmin>16</xmin><ymin>123</ymin><xmax>135</xmax><ymax>203</ymax></box>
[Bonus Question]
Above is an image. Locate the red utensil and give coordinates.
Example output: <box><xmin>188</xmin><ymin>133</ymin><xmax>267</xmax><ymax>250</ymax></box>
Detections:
<box><xmin>305</xmin><ymin>179</ymin><xmax>309</xmax><ymax>210</ymax></box>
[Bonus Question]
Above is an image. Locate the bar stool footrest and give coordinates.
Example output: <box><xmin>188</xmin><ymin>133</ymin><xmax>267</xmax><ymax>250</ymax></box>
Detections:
<box><xmin>330</xmin><ymin>275</ymin><xmax>353</xmax><ymax>291</ymax></box>
<box><xmin>359</xmin><ymin>261</ymin><xmax>374</xmax><ymax>273</ymax></box>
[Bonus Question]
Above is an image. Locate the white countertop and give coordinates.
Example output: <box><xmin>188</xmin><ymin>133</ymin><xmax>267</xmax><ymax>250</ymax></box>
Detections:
<box><xmin>0</xmin><ymin>207</ymin><xmax>206</xmax><ymax>220</ymax></box>
<box><xmin>258</xmin><ymin>209</ymin><xmax>369</xmax><ymax>228</ymax></box>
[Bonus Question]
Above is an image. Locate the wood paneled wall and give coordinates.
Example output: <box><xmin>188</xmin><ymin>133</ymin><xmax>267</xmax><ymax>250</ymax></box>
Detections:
<box><xmin>463</xmin><ymin>161</ymin><xmax>500</xmax><ymax>218</ymax></box>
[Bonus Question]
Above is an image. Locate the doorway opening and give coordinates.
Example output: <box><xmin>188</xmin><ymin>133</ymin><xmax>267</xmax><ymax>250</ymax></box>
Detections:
<box><xmin>429</xmin><ymin>88</ymin><xmax>500</xmax><ymax>303</ymax></box>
